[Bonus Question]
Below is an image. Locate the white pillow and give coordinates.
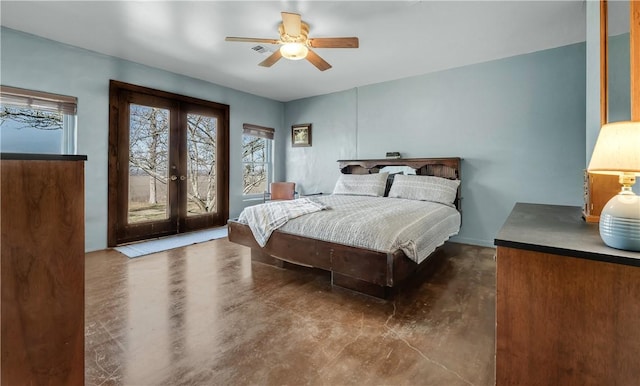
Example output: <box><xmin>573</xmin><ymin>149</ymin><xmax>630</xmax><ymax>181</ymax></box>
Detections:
<box><xmin>379</xmin><ymin>165</ymin><xmax>416</xmax><ymax>175</ymax></box>
<box><xmin>333</xmin><ymin>172</ymin><xmax>389</xmax><ymax>197</ymax></box>
<box><xmin>388</xmin><ymin>174</ymin><xmax>460</xmax><ymax>205</ymax></box>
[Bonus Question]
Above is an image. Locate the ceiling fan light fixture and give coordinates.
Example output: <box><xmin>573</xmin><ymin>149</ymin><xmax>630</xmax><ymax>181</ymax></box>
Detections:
<box><xmin>280</xmin><ymin>43</ymin><xmax>308</xmax><ymax>60</ymax></box>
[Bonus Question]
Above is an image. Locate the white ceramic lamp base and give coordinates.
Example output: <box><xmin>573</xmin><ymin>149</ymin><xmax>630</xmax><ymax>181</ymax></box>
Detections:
<box><xmin>599</xmin><ymin>192</ymin><xmax>640</xmax><ymax>251</ymax></box>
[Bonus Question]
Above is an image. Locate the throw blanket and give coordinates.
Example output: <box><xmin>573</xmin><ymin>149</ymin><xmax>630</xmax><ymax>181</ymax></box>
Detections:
<box><xmin>238</xmin><ymin>198</ymin><xmax>327</xmax><ymax>247</ymax></box>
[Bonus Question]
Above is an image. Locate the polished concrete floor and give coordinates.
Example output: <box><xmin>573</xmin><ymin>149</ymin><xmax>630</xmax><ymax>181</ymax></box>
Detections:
<box><xmin>85</xmin><ymin>239</ymin><xmax>496</xmax><ymax>386</ymax></box>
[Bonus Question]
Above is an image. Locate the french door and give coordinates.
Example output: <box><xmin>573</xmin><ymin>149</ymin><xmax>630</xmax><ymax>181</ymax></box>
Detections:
<box><xmin>108</xmin><ymin>80</ymin><xmax>229</xmax><ymax>246</ymax></box>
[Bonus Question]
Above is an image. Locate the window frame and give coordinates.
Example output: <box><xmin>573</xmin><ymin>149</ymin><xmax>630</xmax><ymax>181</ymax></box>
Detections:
<box><xmin>0</xmin><ymin>85</ymin><xmax>78</xmax><ymax>154</ymax></box>
<box><xmin>242</xmin><ymin>123</ymin><xmax>274</xmax><ymax>197</ymax></box>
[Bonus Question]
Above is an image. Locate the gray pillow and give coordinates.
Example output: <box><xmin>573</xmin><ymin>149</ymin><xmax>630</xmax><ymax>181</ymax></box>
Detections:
<box><xmin>388</xmin><ymin>174</ymin><xmax>460</xmax><ymax>205</ymax></box>
<box><xmin>333</xmin><ymin>172</ymin><xmax>389</xmax><ymax>197</ymax></box>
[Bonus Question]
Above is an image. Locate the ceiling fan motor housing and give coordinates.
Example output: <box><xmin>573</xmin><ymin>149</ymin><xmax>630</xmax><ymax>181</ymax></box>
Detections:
<box><xmin>278</xmin><ymin>22</ymin><xmax>310</xmax><ymax>45</ymax></box>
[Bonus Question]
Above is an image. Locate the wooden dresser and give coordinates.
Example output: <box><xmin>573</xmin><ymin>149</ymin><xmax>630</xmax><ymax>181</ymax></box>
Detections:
<box><xmin>494</xmin><ymin>203</ymin><xmax>640</xmax><ymax>386</ymax></box>
<box><xmin>1</xmin><ymin>153</ymin><xmax>87</xmax><ymax>385</ymax></box>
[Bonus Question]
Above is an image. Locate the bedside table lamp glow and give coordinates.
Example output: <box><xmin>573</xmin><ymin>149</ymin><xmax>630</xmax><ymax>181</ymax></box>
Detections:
<box><xmin>587</xmin><ymin>121</ymin><xmax>640</xmax><ymax>251</ymax></box>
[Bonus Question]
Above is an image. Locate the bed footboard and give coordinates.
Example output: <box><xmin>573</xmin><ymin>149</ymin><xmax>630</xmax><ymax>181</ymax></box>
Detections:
<box><xmin>228</xmin><ymin>220</ymin><xmax>419</xmax><ymax>298</ymax></box>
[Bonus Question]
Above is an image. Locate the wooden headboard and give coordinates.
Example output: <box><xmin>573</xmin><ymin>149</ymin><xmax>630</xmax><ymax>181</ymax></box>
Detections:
<box><xmin>337</xmin><ymin>157</ymin><xmax>462</xmax><ymax>210</ymax></box>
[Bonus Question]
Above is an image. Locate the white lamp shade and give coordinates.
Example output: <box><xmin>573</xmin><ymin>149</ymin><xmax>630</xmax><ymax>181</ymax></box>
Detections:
<box><xmin>588</xmin><ymin>121</ymin><xmax>640</xmax><ymax>175</ymax></box>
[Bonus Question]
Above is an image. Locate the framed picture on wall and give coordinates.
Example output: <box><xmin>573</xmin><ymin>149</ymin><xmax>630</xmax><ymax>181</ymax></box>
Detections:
<box><xmin>291</xmin><ymin>124</ymin><xmax>312</xmax><ymax>147</ymax></box>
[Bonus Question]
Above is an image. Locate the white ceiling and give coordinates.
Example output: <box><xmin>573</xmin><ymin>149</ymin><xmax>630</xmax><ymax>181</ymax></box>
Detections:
<box><xmin>0</xmin><ymin>1</ymin><xmax>623</xmax><ymax>102</ymax></box>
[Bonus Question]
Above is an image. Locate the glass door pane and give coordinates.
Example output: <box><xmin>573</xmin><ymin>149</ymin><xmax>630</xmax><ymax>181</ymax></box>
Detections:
<box><xmin>186</xmin><ymin>113</ymin><xmax>217</xmax><ymax>217</ymax></box>
<box><xmin>128</xmin><ymin>104</ymin><xmax>170</xmax><ymax>223</ymax></box>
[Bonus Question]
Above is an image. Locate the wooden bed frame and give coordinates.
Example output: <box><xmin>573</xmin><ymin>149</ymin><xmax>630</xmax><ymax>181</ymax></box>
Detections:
<box><xmin>228</xmin><ymin>157</ymin><xmax>461</xmax><ymax>298</ymax></box>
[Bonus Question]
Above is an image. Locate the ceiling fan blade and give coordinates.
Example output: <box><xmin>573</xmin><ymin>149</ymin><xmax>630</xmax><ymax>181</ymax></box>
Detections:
<box><xmin>281</xmin><ymin>12</ymin><xmax>302</xmax><ymax>36</ymax></box>
<box><xmin>258</xmin><ymin>50</ymin><xmax>283</xmax><ymax>67</ymax></box>
<box><xmin>225</xmin><ymin>37</ymin><xmax>280</xmax><ymax>44</ymax></box>
<box><xmin>306</xmin><ymin>49</ymin><xmax>332</xmax><ymax>71</ymax></box>
<box><xmin>308</xmin><ymin>37</ymin><xmax>359</xmax><ymax>49</ymax></box>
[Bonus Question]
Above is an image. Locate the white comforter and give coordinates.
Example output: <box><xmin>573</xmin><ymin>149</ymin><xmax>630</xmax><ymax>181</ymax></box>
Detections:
<box><xmin>237</xmin><ymin>195</ymin><xmax>460</xmax><ymax>264</ymax></box>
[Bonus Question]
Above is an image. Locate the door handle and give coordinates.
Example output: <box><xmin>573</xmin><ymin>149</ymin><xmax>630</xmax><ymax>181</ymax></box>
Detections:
<box><xmin>170</xmin><ymin>175</ymin><xmax>177</xmax><ymax>181</ymax></box>
<box><xmin>180</xmin><ymin>175</ymin><xmax>186</xmax><ymax>181</ymax></box>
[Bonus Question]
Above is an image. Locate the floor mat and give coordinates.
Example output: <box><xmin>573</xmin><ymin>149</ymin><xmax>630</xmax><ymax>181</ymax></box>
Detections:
<box><xmin>114</xmin><ymin>226</ymin><xmax>228</xmax><ymax>258</ymax></box>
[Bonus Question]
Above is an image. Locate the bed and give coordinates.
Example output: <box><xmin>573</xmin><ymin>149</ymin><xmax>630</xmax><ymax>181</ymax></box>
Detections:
<box><xmin>228</xmin><ymin>157</ymin><xmax>461</xmax><ymax>298</ymax></box>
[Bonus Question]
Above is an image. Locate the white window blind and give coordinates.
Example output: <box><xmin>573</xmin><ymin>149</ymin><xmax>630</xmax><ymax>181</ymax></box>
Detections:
<box><xmin>242</xmin><ymin>123</ymin><xmax>274</xmax><ymax>140</ymax></box>
<box><xmin>0</xmin><ymin>85</ymin><xmax>77</xmax><ymax>114</ymax></box>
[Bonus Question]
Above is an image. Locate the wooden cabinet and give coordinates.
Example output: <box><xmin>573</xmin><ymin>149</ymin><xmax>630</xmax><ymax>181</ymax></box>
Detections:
<box><xmin>582</xmin><ymin>170</ymin><xmax>619</xmax><ymax>223</ymax></box>
<box><xmin>495</xmin><ymin>203</ymin><xmax>640</xmax><ymax>385</ymax></box>
<box><xmin>1</xmin><ymin>154</ymin><xmax>86</xmax><ymax>385</ymax></box>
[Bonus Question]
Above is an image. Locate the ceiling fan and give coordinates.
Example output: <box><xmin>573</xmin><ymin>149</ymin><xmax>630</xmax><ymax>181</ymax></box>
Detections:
<box><xmin>225</xmin><ymin>12</ymin><xmax>359</xmax><ymax>71</ymax></box>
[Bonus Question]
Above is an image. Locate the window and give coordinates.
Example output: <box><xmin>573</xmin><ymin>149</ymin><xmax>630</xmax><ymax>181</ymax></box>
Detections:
<box><xmin>0</xmin><ymin>86</ymin><xmax>77</xmax><ymax>154</ymax></box>
<box><xmin>242</xmin><ymin>124</ymin><xmax>274</xmax><ymax>195</ymax></box>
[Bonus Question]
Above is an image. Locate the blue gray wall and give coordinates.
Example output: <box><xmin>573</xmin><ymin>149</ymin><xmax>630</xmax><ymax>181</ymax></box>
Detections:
<box><xmin>4</xmin><ymin>22</ymin><xmax>624</xmax><ymax>250</ymax></box>
<box><xmin>585</xmin><ymin>0</ymin><xmax>603</xmax><ymax>165</ymax></box>
<box><xmin>609</xmin><ymin>33</ymin><xmax>631</xmax><ymax>122</ymax></box>
<box><xmin>285</xmin><ymin>43</ymin><xmax>587</xmax><ymax>247</ymax></box>
<box><xmin>0</xmin><ymin>27</ymin><xmax>286</xmax><ymax>252</ymax></box>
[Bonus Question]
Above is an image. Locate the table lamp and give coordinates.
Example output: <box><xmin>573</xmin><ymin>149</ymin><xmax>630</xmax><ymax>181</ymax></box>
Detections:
<box><xmin>587</xmin><ymin>121</ymin><xmax>640</xmax><ymax>251</ymax></box>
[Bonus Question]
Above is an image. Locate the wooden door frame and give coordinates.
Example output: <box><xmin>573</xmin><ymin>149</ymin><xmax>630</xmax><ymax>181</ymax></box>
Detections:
<box><xmin>179</xmin><ymin>102</ymin><xmax>229</xmax><ymax>232</ymax></box>
<box><xmin>114</xmin><ymin>90</ymin><xmax>181</xmax><ymax>242</ymax></box>
<box><xmin>107</xmin><ymin>80</ymin><xmax>229</xmax><ymax>247</ymax></box>
<box><xmin>600</xmin><ymin>0</ymin><xmax>640</xmax><ymax>121</ymax></box>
